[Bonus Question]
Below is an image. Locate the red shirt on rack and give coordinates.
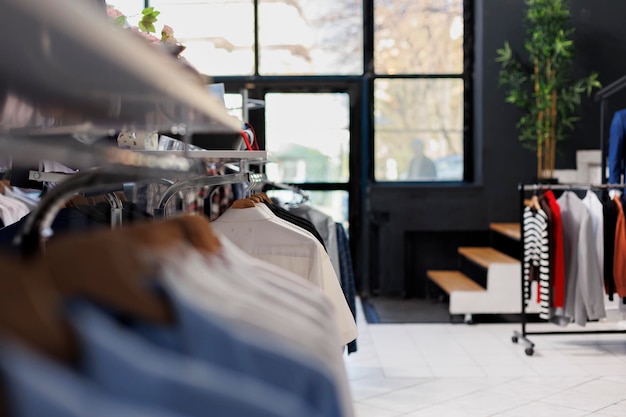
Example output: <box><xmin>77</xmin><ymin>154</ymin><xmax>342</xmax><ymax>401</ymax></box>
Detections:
<box><xmin>544</xmin><ymin>191</ymin><xmax>566</xmax><ymax>308</ymax></box>
<box><xmin>613</xmin><ymin>197</ymin><xmax>626</xmax><ymax>297</ymax></box>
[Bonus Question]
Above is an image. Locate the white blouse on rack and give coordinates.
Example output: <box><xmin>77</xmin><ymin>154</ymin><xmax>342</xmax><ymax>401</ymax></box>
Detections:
<box><xmin>211</xmin><ymin>204</ymin><xmax>358</xmax><ymax>347</ymax></box>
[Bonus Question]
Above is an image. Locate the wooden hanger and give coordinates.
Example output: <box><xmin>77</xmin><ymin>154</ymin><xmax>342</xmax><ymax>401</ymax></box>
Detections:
<box><xmin>44</xmin><ymin>232</ymin><xmax>175</xmax><ymax>324</ymax></box>
<box><xmin>41</xmin><ymin>215</ymin><xmax>222</xmax><ymax>325</ymax></box>
<box><xmin>0</xmin><ymin>255</ymin><xmax>77</xmax><ymax>362</ymax></box>
<box><xmin>0</xmin><ymin>214</ymin><xmax>222</xmax><ymax>368</ymax></box>
<box><xmin>530</xmin><ymin>194</ymin><xmax>541</xmax><ymax>210</ymax></box>
<box><xmin>169</xmin><ymin>214</ymin><xmax>222</xmax><ymax>254</ymax></box>
<box><xmin>248</xmin><ymin>195</ymin><xmax>263</xmax><ymax>204</ymax></box>
<box><xmin>0</xmin><ymin>181</ymin><xmax>9</xmax><ymax>195</ymax></box>
<box><xmin>231</xmin><ymin>198</ymin><xmax>256</xmax><ymax>209</ymax></box>
<box><xmin>0</xmin><ymin>255</ymin><xmax>79</xmax><ymax>417</ymax></box>
<box><xmin>253</xmin><ymin>193</ymin><xmax>273</xmax><ymax>204</ymax></box>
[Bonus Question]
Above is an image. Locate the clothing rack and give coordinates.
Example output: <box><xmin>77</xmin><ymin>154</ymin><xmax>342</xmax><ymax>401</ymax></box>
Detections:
<box><xmin>263</xmin><ymin>181</ymin><xmax>311</xmax><ymax>205</ymax></box>
<box><xmin>15</xmin><ymin>169</ymin><xmax>196</xmax><ymax>256</ymax></box>
<box><xmin>513</xmin><ymin>182</ymin><xmax>626</xmax><ymax>356</ymax></box>
<box><xmin>154</xmin><ymin>172</ymin><xmax>267</xmax><ymax>216</ymax></box>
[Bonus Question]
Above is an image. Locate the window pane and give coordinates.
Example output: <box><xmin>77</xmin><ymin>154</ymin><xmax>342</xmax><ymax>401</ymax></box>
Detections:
<box><xmin>105</xmin><ymin>0</ymin><xmax>145</xmax><ymax>26</ymax></box>
<box><xmin>265</xmin><ymin>93</ymin><xmax>350</xmax><ymax>183</ymax></box>
<box><xmin>266</xmin><ymin>190</ymin><xmax>349</xmax><ymax>226</ymax></box>
<box><xmin>374</xmin><ymin>0</ymin><xmax>463</xmax><ymax>74</ymax></box>
<box><xmin>374</xmin><ymin>78</ymin><xmax>463</xmax><ymax>181</ymax></box>
<box><xmin>259</xmin><ymin>0</ymin><xmax>363</xmax><ymax>75</ymax></box>
<box><xmin>224</xmin><ymin>93</ymin><xmax>244</xmax><ymax>122</ymax></box>
<box><xmin>150</xmin><ymin>0</ymin><xmax>254</xmax><ymax>76</ymax></box>
<box><xmin>105</xmin><ymin>0</ymin><xmax>144</xmax><ymax>19</ymax></box>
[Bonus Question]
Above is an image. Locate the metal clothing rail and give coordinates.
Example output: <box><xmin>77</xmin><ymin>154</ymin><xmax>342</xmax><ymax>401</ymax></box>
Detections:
<box><xmin>512</xmin><ymin>182</ymin><xmax>626</xmax><ymax>356</ymax></box>
<box><xmin>520</xmin><ymin>183</ymin><xmax>626</xmax><ymax>191</ymax></box>
<box><xmin>155</xmin><ymin>172</ymin><xmax>266</xmax><ymax>215</ymax></box>
<box><xmin>16</xmin><ymin>169</ymin><xmax>197</xmax><ymax>257</ymax></box>
<box><xmin>262</xmin><ymin>181</ymin><xmax>311</xmax><ymax>205</ymax></box>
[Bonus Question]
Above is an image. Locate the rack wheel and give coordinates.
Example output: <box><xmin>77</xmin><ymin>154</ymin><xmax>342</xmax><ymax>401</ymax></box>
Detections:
<box><xmin>525</xmin><ymin>347</ymin><xmax>534</xmax><ymax>356</ymax></box>
<box><xmin>511</xmin><ymin>335</ymin><xmax>518</xmax><ymax>344</ymax></box>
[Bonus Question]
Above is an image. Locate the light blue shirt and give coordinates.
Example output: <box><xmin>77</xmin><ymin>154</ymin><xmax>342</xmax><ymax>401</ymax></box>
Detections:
<box><xmin>67</xmin><ymin>300</ymin><xmax>324</xmax><ymax>417</ymax></box>
<box><xmin>129</xmin><ymin>279</ymin><xmax>342</xmax><ymax>417</ymax></box>
<box><xmin>0</xmin><ymin>339</ymin><xmax>190</xmax><ymax>417</ymax></box>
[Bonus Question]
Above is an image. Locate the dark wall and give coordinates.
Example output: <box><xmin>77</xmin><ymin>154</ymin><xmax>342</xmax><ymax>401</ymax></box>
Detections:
<box><xmin>367</xmin><ymin>0</ymin><xmax>626</xmax><ymax>296</ymax></box>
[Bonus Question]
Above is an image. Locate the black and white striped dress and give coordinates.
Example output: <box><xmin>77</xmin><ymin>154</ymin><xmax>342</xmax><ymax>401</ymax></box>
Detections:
<box><xmin>523</xmin><ymin>205</ymin><xmax>551</xmax><ymax>319</ymax></box>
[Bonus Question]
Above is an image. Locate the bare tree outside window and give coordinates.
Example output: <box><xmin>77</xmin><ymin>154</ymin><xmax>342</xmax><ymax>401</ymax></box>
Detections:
<box><xmin>375</xmin><ymin>0</ymin><xmax>463</xmax><ymax>74</ymax></box>
<box><xmin>258</xmin><ymin>0</ymin><xmax>363</xmax><ymax>75</ymax></box>
<box><xmin>374</xmin><ymin>0</ymin><xmax>464</xmax><ymax>182</ymax></box>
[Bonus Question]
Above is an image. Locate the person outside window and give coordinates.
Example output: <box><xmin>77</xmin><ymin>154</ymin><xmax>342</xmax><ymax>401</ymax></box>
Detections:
<box><xmin>406</xmin><ymin>139</ymin><xmax>437</xmax><ymax>180</ymax></box>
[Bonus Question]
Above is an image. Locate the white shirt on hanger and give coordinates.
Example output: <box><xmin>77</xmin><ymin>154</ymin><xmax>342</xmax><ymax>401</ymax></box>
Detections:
<box><xmin>0</xmin><ymin>193</ymin><xmax>30</xmax><ymax>226</ymax></box>
<box><xmin>4</xmin><ymin>187</ymin><xmax>39</xmax><ymax>210</ymax></box>
<box><xmin>557</xmin><ymin>191</ymin><xmax>606</xmax><ymax>326</ymax></box>
<box><xmin>211</xmin><ymin>204</ymin><xmax>358</xmax><ymax>347</ymax></box>
<box><xmin>582</xmin><ymin>190</ymin><xmax>604</xmax><ymax>279</ymax></box>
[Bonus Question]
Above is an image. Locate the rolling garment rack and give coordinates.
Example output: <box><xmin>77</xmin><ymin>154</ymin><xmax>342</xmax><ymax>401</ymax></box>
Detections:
<box><xmin>512</xmin><ymin>182</ymin><xmax>626</xmax><ymax>356</ymax></box>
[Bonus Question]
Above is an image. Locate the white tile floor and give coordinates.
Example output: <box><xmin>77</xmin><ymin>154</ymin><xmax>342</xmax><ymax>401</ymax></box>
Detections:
<box><xmin>344</xmin><ymin>299</ymin><xmax>626</xmax><ymax>417</ymax></box>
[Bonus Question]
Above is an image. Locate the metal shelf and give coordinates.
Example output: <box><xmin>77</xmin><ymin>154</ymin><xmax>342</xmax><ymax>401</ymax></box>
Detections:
<box><xmin>0</xmin><ymin>135</ymin><xmax>205</xmax><ymax>176</ymax></box>
<box><xmin>140</xmin><ymin>150</ymin><xmax>267</xmax><ymax>161</ymax></box>
<box><xmin>0</xmin><ymin>0</ymin><xmax>241</xmax><ymax>136</ymax></box>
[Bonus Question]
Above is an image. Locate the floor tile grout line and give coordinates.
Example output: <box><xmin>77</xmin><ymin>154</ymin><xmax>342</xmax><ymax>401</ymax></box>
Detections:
<box><xmin>357</xmin><ymin>377</ymin><xmax>521</xmax><ymax>416</ymax></box>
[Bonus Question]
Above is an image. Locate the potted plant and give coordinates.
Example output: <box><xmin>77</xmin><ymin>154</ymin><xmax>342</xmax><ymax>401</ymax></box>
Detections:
<box><xmin>496</xmin><ymin>0</ymin><xmax>601</xmax><ymax>181</ymax></box>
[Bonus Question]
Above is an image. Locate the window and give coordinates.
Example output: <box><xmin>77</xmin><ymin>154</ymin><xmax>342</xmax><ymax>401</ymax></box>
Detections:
<box><xmin>264</xmin><ymin>93</ymin><xmax>350</xmax><ymax>184</ymax></box>
<box><xmin>374</xmin><ymin>0</ymin><xmax>463</xmax><ymax>74</ymax></box>
<box><xmin>131</xmin><ymin>0</ymin><xmax>364</xmax><ymax>76</ymax></box>
<box><xmin>263</xmin><ymin>92</ymin><xmax>351</xmax><ymax>227</ymax></box>
<box><xmin>267</xmin><ymin>190</ymin><xmax>349</xmax><ymax>226</ymax></box>
<box><xmin>151</xmin><ymin>0</ymin><xmax>255</xmax><ymax>76</ymax></box>
<box><xmin>258</xmin><ymin>0</ymin><xmax>363</xmax><ymax>75</ymax></box>
<box><xmin>374</xmin><ymin>78</ymin><xmax>464</xmax><ymax>181</ymax></box>
<box><xmin>104</xmin><ymin>1</ymin><xmax>468</xmax><ymax>183</ymax></box>
<box><xmin>105</xmin><ymin>0</ymin><xmax>145</xmax><ymax>25</ymax></box>
<box><xmin>373</xmin><ymin>0</ymin><xmax>465</xmax><ymax>182</ymax></box>
<box><xmin>102</xmin><ymin>0</ymin><xmax>471</xmax><ymax>231</ymax></box>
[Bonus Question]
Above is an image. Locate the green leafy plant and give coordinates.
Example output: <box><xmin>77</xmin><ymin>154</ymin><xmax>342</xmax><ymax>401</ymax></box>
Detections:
<box><xmin>138</xmin><ymin>7</ymin><xmax>160</xmax><ymax>34</ymax></box>
<box><xmin>496</xmin><ymin>0</ymin><xmax>601</xmax><ymax>179</ymax></box>
<box><xmin>106</xmin><ymin>4</ymin><xmax>178</xmax><ymax>45</ymax></box>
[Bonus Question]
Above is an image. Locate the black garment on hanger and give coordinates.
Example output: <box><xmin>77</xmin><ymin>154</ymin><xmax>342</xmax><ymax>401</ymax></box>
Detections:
<box><xmin>73</xmin><ymin>202</ymin><xmax>152</xmax><ymax>225</ymax></box>
<box><xmin>603</xmin><ymin>196</ymin><xmax>619</xmax><ymax>300</ymax></box>
<box><xmin>262</xmin><ymin>201</ymin><xmax>327</xmax><ymax>251</ymax></box>
<box><xmin>0</xmin><ymin>208</ymin><xmax>104</xmax><ymax>253</ymax></box>
<box><xmin>0</xmin><ymin>203</ymin><xmax>152</xmax><ymax>254</ymax></box>
<box><xmin>336</xmin><ymin>222</ymin><xmax>357</xmax><ymax>355</ymax></box>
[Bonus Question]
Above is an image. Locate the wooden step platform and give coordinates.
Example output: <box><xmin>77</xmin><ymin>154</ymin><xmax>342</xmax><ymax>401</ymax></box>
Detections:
<box><xmin>458</xmin><ymin>247</ymin><xmax>519</xmax><ymax>269</ymax></box>
<box><xmin>427</xmin><ymin>270</ymin><xmax>485</xmax><ymax>294</ymax></box>
<box><xmin>489</xmin><ymin>223</ymin><xmax>521</xmax><ymax>241</ymax></box>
